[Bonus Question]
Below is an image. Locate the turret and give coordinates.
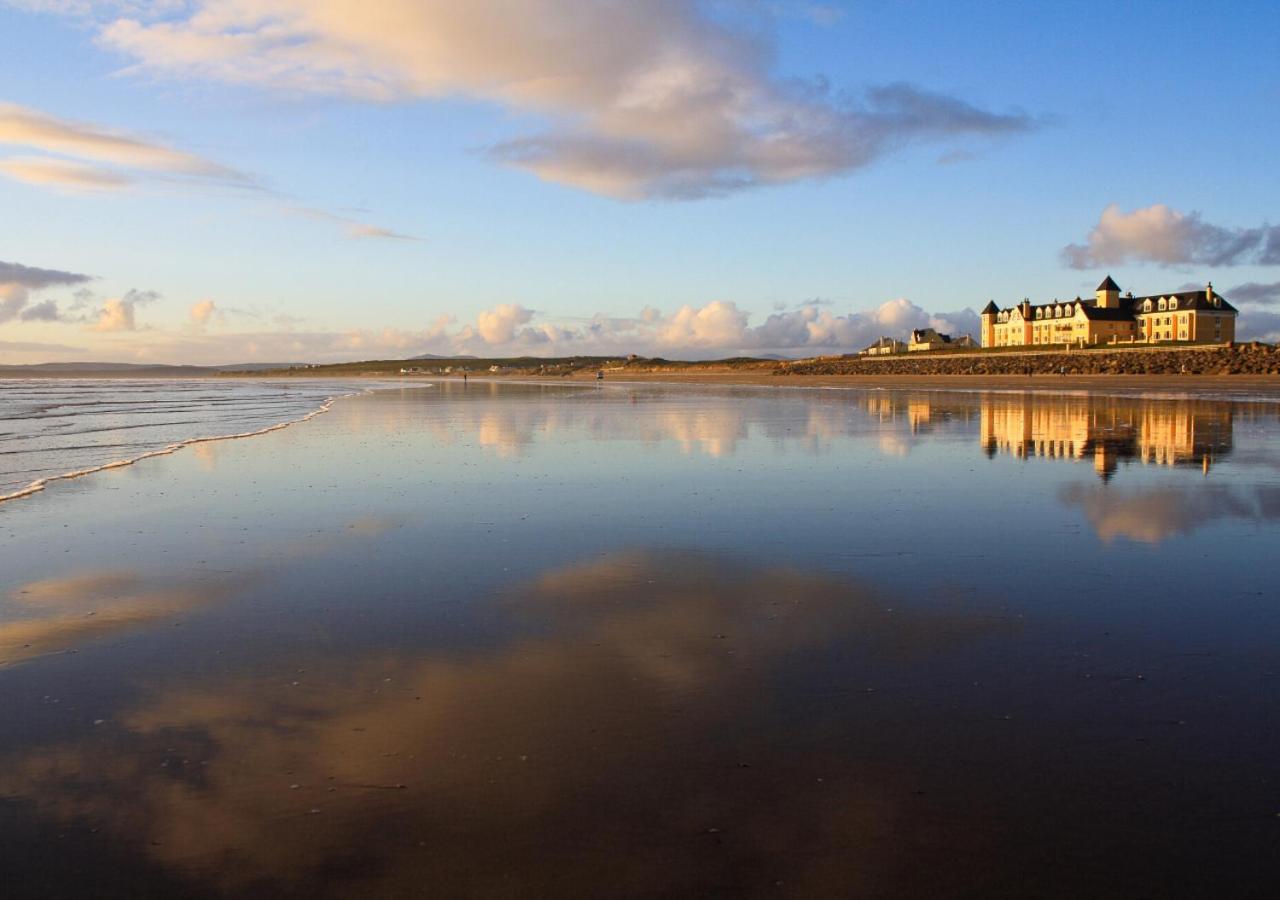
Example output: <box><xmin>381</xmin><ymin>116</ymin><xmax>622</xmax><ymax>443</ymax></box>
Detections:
<box><xmin>1095</xmin><ymin>275</ymin><xmax>1121</xmax><ymax>309</ymax></box>
<box><xmin>980</xmin><ymin>300</ymin><xmax>998</xmax><ymax>347</ymax></box>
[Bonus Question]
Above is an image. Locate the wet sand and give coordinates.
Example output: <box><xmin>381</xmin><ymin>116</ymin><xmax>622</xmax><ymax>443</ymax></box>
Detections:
<box><xmin>2</xmin><ymin>382</ymin><xmax>1279</xmax><ymax>897</ymax></box>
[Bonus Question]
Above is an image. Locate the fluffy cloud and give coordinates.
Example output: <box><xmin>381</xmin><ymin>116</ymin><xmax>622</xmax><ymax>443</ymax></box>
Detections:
<box><xmin>189</xmin><ymin>298</ymin><xmax>218</xmax><ymax>326</ymax></box>
<box><xmin>1062</xmin><ymin>204</ymin><xmax>1280</xmax><ymax>269</ymax></box>
<box><xmin>34</xmin><ymin>0</ymin><xmax>1033</xmax><ymax>200</ymax></box>
<box><xmin>475</xmin><ymin>304</ymin><xmax>535</xmax><ymax>344</ymax></box>
<box><xmin>28</xmin><ymin>294</ymin><xmax>980</xmax><ymax>366</ymax></box>
<box><xmin>0</xmin><ymin>258</ymin><xmax>92</xmax><ymax>323</ymax></box>
<box><xmin>91</xmin><ymin>288</ymin><xmax>160</xmax><ymax>332</ymax></box>
<box><xmin>423</xmin><ymin>297</ymin><xmax>978</xmax><ymax>359</ymax></box>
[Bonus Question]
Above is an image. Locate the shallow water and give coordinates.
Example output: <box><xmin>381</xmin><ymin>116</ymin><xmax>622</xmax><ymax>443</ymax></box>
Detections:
<box><xmin>0</xmin><ymin>379</ymin><xmax>360</xmax><ymax>500</ymax></box>
<box><xmin>1</xmin><ymin>381</ymin><xmax>1279</xmax><ymax>897</ymax></box>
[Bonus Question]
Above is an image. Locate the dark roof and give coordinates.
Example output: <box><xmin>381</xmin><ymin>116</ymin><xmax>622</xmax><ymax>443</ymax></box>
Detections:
<box><xmin>981</xmin><ymin>300</ymin><xmax>999</xmax><ymax>315</ymax></box>
<box><xmin>988</xmin><ymin>287</ymin><xmax>1238</xmax><ymax>320</ymax></box>
<box><xmin>1096</xmin><ymin>276</ymin><xmax>1121</xmax><ymax>292</ymax></box>
<box><xmin>911</xmin><ymin>328</ymin><xmax>952</xmax><ymax>343</ymax></box>
<box><xmin>1079</xmin><ymin>305</ymin><xmax>1135</xmax><ymax>321</ymax></box>
<box><xmin>1131</xmin><ymin>290</ymin><xmax>1238</xmax><ymax>314</ymax></box>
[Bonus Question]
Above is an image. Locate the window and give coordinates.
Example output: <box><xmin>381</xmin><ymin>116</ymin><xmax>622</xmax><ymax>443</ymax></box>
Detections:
<box><xmin>1158</xmin><ymin>298</ymin><xmax>1167</xmax><ymax>311</ymax></box>
<box><xmin>1143</xmin><ymin>300</ymin><xmax>1153</xmax><ymax>312</ymax></box>
<box><xmin>1170</xmin><ymin>298</ymin><xmax>1178</xmax><ymax>310</ymax></box>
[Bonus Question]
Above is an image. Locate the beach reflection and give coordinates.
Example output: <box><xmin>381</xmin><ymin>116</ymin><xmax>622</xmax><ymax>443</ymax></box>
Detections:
<box><xmin>4</xmin><ymin>383</ymin><xmax>1280</xmax><ymax>896</ymax></box>
<box><xmin>978</xmin><ymin>394</ymin><xmax>1235</xmax><ymax>479</ymax></box>
<box><xmin>0</xmin><ymin>569</ymin><xmax>252</xmax><ymax>668</ymax></box>
<box><xmin>1059</xmin><ymin>483</ymin><xmax>1280</xmax><ymax>543</ymax></box>
<box><xmin>0</xmin><ymin>550</ymin><xmax>1008</xmax><ymax>897</ymax></box>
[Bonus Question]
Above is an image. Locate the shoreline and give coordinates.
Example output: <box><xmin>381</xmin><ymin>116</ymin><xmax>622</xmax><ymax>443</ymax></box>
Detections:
<box><xmin>484</xmin><ymin>371</ymin><xmax>1280</xmax><ymax>400</ymax></box>
<box><xmin>0</xmin><ymin>388</ymin><xmax>360</xmax><ymax>506</ymax></box>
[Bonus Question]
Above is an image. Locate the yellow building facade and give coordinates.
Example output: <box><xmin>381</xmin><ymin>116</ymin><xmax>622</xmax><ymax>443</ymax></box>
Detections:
<box><xmin>979</xmin><ymin>393</ymin><xmax>1232</xmax><ymax>479</ymax></box>
<box><xmin>980</xmin><ymin>277</ymin><xmax>1237</xmax><ymax>348</ymax></box>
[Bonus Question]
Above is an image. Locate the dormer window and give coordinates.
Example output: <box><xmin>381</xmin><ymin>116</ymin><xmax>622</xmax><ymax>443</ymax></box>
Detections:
<box><xmin>1035</xmin><ymin>308</ymin><xmax>1042</xmax><ymax>319</ymax></box>
<box><xmin>1158</xmin><ymin>298</ymin><xmax>1167</xmax><ymax>311</ymax></box>
<box><xmin>1143</xmin><ymin>300</ymin><xmax>1153</xmax><ymax>312</ymax></box>
<box><xmin>1169</xmin><ymin>298</ymin><xmax>1178</xmax><ymax>310</ymax></box>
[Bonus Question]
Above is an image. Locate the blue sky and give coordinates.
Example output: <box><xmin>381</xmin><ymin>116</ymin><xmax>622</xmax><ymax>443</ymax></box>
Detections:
<box><xmin>2</xmin><ymin>0</ymin><xmax>1278</xmax><ymax>363</ymax></box>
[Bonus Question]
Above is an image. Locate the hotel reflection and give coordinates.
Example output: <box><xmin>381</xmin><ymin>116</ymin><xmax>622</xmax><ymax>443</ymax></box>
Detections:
<box><xmin>979</xmin><ymin>395</ymin><xmax>1233</xmax><ymax>480</ymax></box>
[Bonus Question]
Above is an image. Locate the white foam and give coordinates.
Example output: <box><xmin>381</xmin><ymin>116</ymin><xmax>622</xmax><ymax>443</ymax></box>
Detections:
<box><xmin>0</xmin><ymin>389</ymin><xmax>363</xmax><ymax>506</ymax></box>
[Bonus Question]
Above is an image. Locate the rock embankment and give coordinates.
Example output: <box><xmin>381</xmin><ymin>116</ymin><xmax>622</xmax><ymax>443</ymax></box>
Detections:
<box><xmin>779</xmin><ymin>344</ymin><xmax>1280</xmax><ymax>377</ymax></box>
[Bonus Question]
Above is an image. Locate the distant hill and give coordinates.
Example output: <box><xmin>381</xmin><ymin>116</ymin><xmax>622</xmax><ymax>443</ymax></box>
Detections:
<box><xmin>0</xmin><ymin>361</ymin><xmax>305</xmax><ymax>377</ymax></box>
<box><xmin>410</xmin><ymin>353</ymin><xmax>476</xmax><ymax>360</ymax></box>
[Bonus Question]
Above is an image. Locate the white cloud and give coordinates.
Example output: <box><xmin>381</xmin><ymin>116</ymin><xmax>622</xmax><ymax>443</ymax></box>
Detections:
<box><xmin>93</xmin><ymin>297</ymin><xmax>137</xmax><ymax>332</ymax></box>
<box><xmin>659</xmin><ymin>301</ymin><xmax>749</xmax><ymax>347</ymax></box>
<box><xmin>1063</xmin><ymin>204</ymin><xmax>1280</xmax><ymax>269</ymax></box>
<box><xmin>475</xmin><ymin>304</ymin><xmax>535</xmax><ymax>344</ymax></box>
<box><xmin>189</xmin><ymin>298</ymin><xmax>218</xmax><ymax>326</ymax></box>
<box><xmin>25</xmin><ymin>0</ymin><xmax>1033</xmax><ymax>200</ymax></box>
<box><xmin>11</xmin><ymin>269</ymin><xmax>979</xmax><ymax>363</ymax></box>
<box><xmin>90</xmin><ymin>288</ymin><xmax>159</xmax><ymax>332</ymax></box>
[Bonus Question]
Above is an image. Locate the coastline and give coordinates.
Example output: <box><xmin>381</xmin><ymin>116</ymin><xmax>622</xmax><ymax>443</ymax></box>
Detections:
<box><xmin>0</xmin><ymin>386</ymin><xmax>361</xmax><ymax>506</ymax></box>
<box><xmin>489</xmin><ymin>370</ymin><xmax>1280</xmax><ymax>399</ymax></box>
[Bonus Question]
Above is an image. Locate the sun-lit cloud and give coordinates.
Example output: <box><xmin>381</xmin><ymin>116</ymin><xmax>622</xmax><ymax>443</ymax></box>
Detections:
<box><xmin>29</xmin><ymin>293</ymin><xmax>983</xmax><ymax>365</ymax></box>
<box><xmin>475</xmin><ymin>303</ymin><xmax>535</xmax><ymax>344</ymax></box>
<box><xmin>26</xmin><ymin>0</ymin><xmax>1035</xmax><ymax>200</ymax></box>
<box><xmin>90</xmin><ymin>288</ymin><xmax>160</xmax><ymax>332</ymax></box>
<box><xmin>189</xmin><ymin>298</ymin><xmax>218</xmax><ymax>327</ymax></box>
<box><xmin>0</xmin><ymin>100</ymin><xmax>250</xmax><ymax>183</ymax></box>
<box><xmin>286</xmin><ymin>206</ymin><xmax>422</xmax><ymax>242</ymax></box>
<box><xmin>0</xmin><ymin>155</ymin><xmax>134</xmax><ymax>190</ymax></box>
<box><xmin>1062</xmin><ymin>203</ymin><xmax>1280</xmax><ymax>269</ymax></box>
<box><xmin>0</xmin><ymin>101</ymin><xmax>416</xmax><ymax>240</ymax></box>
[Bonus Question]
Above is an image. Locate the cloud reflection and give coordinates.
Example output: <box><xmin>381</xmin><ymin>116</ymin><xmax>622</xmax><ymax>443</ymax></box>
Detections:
<box><xmin>1059</xmin><ymin>483</ymin><xmax>1280</xmax><ymax>544</ymax></box>
<box><xmin>0</xmin><ymin>569</ymin><xmax>248</xmax><ymax>667</ymax></box>
<box><xmin>0</xmin><ymin>550</ymin><xmax>1009</xmax><ymax>896</ymax></box>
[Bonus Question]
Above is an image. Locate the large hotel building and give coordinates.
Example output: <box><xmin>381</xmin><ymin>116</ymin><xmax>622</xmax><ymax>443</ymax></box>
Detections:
<box><xmin>980</xmin><ymin>277</ymin><xmax>1237</xmax><ymax>348</ymax></box>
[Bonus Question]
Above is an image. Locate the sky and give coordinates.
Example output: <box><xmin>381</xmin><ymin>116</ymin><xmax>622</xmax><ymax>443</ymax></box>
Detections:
<box><xmin>1</xmin><ymin>0</ymin><xmax>1279</xmax><ymax>364</ymax></box>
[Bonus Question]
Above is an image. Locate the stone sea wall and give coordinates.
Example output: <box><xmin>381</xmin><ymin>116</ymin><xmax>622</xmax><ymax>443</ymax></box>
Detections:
<box><xmin>778</xmin><ymin>344</ymin><xmax>1280</xmax><ymax>376</ymax></box>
